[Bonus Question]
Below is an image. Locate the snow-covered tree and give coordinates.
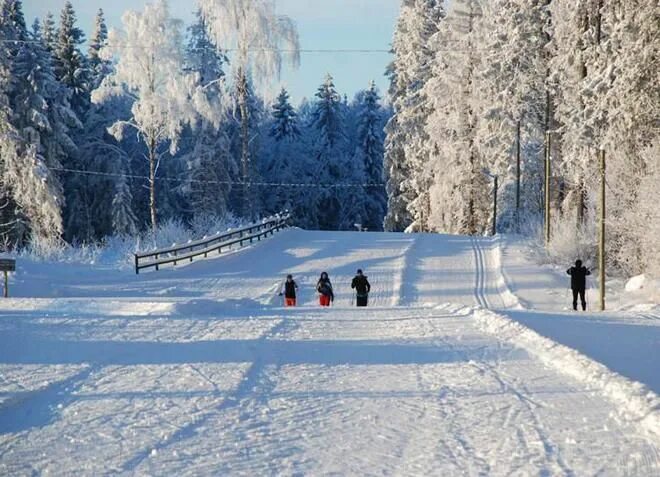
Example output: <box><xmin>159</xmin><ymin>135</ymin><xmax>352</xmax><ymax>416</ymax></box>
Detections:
<box><xmin>473</xmin><ymin>0</ymin><xmax>550</xmax><ymax>230</ymax></box>
<box><xmin>261</xmin><ymin>88</ymin><xmax>304</xmax><ymax>217</ymax></box>
<box><xmin>308</xmin><ymin>74</ymin><xmax>348</xmax><ymax>230</ymax></box>
<box><xmin>0</xmin><ymin>5</ymin><xmax>69</xmax><ymax>244</ymax></box>
<box><xmin>53</xmin><ymin>1</ymin><xmax>88</xmax><ymax>114</ymax></box>
<box><xmin>383</xmin><ymin>0</ymin><xmax>445</xmax><ymax>232</ymax></box>
<box><xmin>198</xmin><ymin>0</ymin><xmax>300</xmax><ymax>219</ymax></box>
<box><xmin>88</xmin><ymin>9</ymin><xmax>111</xmax><ymax>90</ymax></box>
<box><xmin>180</xmin><ymin>9</ymin><xmax>233</xmax><ymax>220</ymax></box>
<box><xmin>92</xmin><ymin>0</ymin><xmax>214</xmax><ymax>232</ymax></box>
<box><xmin>40</xmin><ymin>12</ymin><xmax>57</xmax><ymax>53</ymax></box>
<box><xmin>424</xmin><ymin>0</ymin><xmax>490</xmax><ymax>235</ymax></box>
<box><xmin>111</xmin><ymin>171</ymin><xmax>137</xmax><ymax>235</ymax></box>
<box><xmin>353</xmin><ymin>82</ymin><xmax>387</xmax><ymax>231</ymax></box>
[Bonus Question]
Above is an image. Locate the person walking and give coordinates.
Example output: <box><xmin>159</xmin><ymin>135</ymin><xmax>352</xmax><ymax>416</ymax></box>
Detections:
<box><xmin>316</xmin><ymin>272</ymin><xmax>334</xmax><ymax>307</ymax></box>
<box><xmin>567</xmin><ymin>259</ymin><xmax>591</xmax><ymax>311</ymax></box>
<box><xmin>351</xmin><ymin>269</ymin><xmax>371</xmax><ymax>307</ymax></box>
<box><xmin>279</xmin><ymin>274</ymin><xmax>298</xmax><ymax>307</ymax></box>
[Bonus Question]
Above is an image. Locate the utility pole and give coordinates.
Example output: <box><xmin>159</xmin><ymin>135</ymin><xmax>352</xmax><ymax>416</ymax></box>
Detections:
<box><xmin>544</xmin><ymin>131</ymin><xmax>552</xmax><ymax>245</ymax></box>
<box><xmin>515</xmin><ymin>120</ymin><xmax>521</xmax><ymax>229</ymax></box>
<box><xmin>493</xmin><ymin>174</ymin><xmax>498</xmax><ymax>237</ymax></box>
<box><xmin>598</xmin><ymin>149</ymin><xmax>606</xmax><ymax>311</ymax></box>
<box><xmin>482</xmin><ymin>169</ymin><xmax>498</xmax><ymax>236</ymax></box>
<box><xmin>596</xmin><ymin>0</ymin><xmax>605</xmax><ymax>311</ymax></box>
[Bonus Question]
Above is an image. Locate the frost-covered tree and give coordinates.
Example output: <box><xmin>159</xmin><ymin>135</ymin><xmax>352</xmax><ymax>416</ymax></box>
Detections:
<box><xmin>308</xmin><ymin>74</ymin><xmax>348</xmax><ymax>230</ymax></box>
<box><xmin>179</xmin><ymin>8</ymin><xmax>234</xmax><ymax>220</ymax></box>
<box><xmin>353</xmin><ymin>82</ymin><xmax>387</xmax><ymax>231</ymax></box>
<box><xmin>54</xmin><ymin>1</ymin><xmax>88</xmax><ymax>114</ymax></box>
<box><xmin>111</xmin><ymin>172</ymin><xmax>137</xmax><ymax>235</ymax></box>
<box><xmin>261</xmin><ymin>88</ymin><xmax>304</xmax><ymax>217</ymax></box>
<box><xmin>474</xmin><ymin>0</ymin><xmax>549</xmax><ymax>230</ymax></box>
<box><xmin>40</xmin><ymin>12</ymin><xmax>57</xmax><ymax>53</ymax></box>
<box><xmin>92</xmin><ymin>0</ymin><xmax>213</xmax><ymax>232</ymax></box>
<box><xmin>88</xmin><ymin>9</ymin><xmax>111</xmax><ymax>90</ymax></box>
<box><xmin>1</xmin><ymin>6</ymin><xmax>70</xmax><ymax>244</ymax></box>
<box><xmin>383</xmin><ymin>0</ymin><xmax>445</xmax><ymax>232</ymax></box>
<box><xmin>424</xmin><ymin>0</ymin><xmax>490</xmax><ymax>235</ymax></box>
<box><xmin>270</xmin><ymin>88</ymin><xmax>300</xmax><ymax>141</ymax></box>
<box><xmin>198</xmin><ymin>0</ymin><xmax>300</xmax><ymax>219</ymax></box>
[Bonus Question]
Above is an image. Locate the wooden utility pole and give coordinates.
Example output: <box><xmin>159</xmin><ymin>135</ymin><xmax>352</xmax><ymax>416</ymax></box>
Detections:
<box><xmin>596</xmin><ymin>0</ymin><xmax>605</xmax><ymax>311</ymax></box>
<box><xmin>598</xmin><ymin>149</ymin><xmax>605</xmax><ymax>311</ymax></box>
<box><xmin>515</xmin><ymin>120</ymin><xmax>521</xmax><ymax>228</ymax></box>
<box><xmin>492</xmin><ymin>175</ymin><xmax>498</xmax><ymax>236</ymax></box>
<box><xmin>544</xmin><ymin>131</ymin><xmax>552</xmax><ymax>245</ymax></box>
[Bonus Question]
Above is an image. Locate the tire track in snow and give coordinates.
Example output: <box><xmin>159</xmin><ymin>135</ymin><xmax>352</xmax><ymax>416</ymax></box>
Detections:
<box><xmin>119</xmin><ymin>317</ymin><xmax>296</xmax><ymax>473</ymax></box>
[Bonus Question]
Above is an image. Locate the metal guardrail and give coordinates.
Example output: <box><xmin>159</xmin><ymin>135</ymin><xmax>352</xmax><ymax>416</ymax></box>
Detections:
<box><xmin>134</xmin><ymin>214</ymin><xmax>291</xmax><ymax>274</ymax></box>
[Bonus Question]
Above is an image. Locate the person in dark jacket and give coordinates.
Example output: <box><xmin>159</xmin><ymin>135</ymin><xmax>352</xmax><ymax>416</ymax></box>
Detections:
<box><xmin>316</xmin><ymin>272</ymin><xmax>334</xmax><ymax>306</ymax></box>
<box><xmin>567</xmin><ymin>259</ymin><xmax>591</xmax><ymax>310</ymax></box>
<box><xmin>351</xmin><ymin>269</ymin><xmax>371</xmax><ymax>307</ymax></box>
<box><xmin>279</xmin><ymin>274</ymin><xmax>298</xmax><ymax>307</ymax></box>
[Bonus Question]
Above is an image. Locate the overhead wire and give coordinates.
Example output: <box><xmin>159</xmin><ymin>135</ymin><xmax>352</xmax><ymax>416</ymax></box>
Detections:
<box><xmin>49</xmin><ymin>167</ymin><xmax>387</xmax><ymax>189</ymax></box>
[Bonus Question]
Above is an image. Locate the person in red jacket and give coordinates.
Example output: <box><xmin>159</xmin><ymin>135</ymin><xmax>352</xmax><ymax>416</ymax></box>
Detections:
<box><xmin>279</xmin><ymin>274</ymin><xmax>298</xmax><ymax>306</ymax></box>
<box><xmin>316</xmin><ymin>272</ymin><xmax>334</xmax><ymax>306</ymax></box>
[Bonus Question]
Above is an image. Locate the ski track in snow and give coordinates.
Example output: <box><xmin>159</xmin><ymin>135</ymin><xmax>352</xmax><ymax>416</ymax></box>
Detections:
<box><xmin>0</xmin><ymin>230</ymin><xmax>658</xmax><ymax>475</ymax></box>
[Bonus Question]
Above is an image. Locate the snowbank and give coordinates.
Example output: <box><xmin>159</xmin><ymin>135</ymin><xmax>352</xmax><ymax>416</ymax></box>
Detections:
<box><xmin>473</xmin><ymin>308</ymin><xmax>660</xmax><ymax>444</ymax></box>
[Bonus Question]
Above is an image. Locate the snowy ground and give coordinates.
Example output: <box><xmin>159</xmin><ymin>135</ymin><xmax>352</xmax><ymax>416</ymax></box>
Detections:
<box><xmin>1</xmin><ymin>229</ymin><xmax>658</xmax><ymax>475</ymax></box>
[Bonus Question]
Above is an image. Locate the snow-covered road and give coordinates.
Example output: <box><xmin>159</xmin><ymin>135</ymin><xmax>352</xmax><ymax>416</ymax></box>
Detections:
<box><xmin>1</xmin><ymin>230</ymin><xmax>658</xmax><ymax>475</ymax></box>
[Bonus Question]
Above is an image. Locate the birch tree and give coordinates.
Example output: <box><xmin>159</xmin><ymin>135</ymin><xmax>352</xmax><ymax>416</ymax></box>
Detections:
<box><xmin>198</xmin><ymin>0</ymin><xmax>300</xmax><ymax>219</ymax></box>
<box><xmin>92</xmin><ymin>0</ymin><xmax>213</xmax><ymax>232</ymax></box>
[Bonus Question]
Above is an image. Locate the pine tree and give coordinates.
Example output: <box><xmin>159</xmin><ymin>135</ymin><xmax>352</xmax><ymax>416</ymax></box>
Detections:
<box><xmin>54</xmin><ymin>1</ymin><xmax>88</xmax><ymax>114</ymax></box>
<box><xmin>1</xmin><ymin>8</ymin><xmax>69</xmax><ymax>244</ymax></box>
<box><xmin>111</xmin><ymin>172</ymin><xmax>137</xmax><ymax>235</ymax></box>
<box><xmin>181</xmin><ymin>10</ymin><xmax>234</xmax><ymax>220</ymax></box>
<box><xmin>40</xmin><ymin>12</ymin><xmax>56</xmax><ymax>52</ymax></box>
<box><xmin>270</xmin><ymin>88</ymin><xmax>300</xmax><ymax>141</ymax></box>
<box><xmin>262</xmin><ymin>88</ymin><xmax>306</xmax><ymax>219</ymax></box>
<box><xmin>383</xmin><ymin>0</ymin><xmax>444</xmax><ymax>231</ymax></box>
<box><xmin>308</xmin><ymin>74</ymin><xmax>348</xmax><ymax>230</ymax></box>
<box><xmin>88</xmin><ymin>9</ymin><xmax>111</xmax><ymax>90</ymax></box>
<box><xmin>424</xmin><ymin>0</ymin><xmax>490</xmax><ymax>235</ymax></box>
<box><xmin>353</xmin><ymin>82</ymin><xmax>388</xmax><ymax>231</ymax></box>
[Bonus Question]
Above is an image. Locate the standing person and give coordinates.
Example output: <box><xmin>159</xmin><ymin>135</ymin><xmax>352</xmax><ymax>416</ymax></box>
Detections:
<box><xmin>316</xmin><ymin>272</ymin><xmax>334</xmax><ymax>307</ymax></box>
<box><xmin>567</xmin><ymin>260</ymin><xmax>591</xmax><ymax>311</ymax></box>
<box><xmin>351</xmin><ymin>269</ymin><xmax>371</xmax><ymax>307</ymax></box>
<box><xmin>279</xmin><ymin>274</ymin><xmax>298</xmax><ymax>307</ymax></box>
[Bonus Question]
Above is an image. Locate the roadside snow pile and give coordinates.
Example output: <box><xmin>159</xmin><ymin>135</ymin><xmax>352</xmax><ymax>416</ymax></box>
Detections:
<box><xmin>473</xmin><ymin>308</ymin><xmax>660</xmax><ymax>443</ymax></box>
<box><xmin>625</xmin><ymin>274</ymin><xmax>648</xmax><ymax>292</ymax></box>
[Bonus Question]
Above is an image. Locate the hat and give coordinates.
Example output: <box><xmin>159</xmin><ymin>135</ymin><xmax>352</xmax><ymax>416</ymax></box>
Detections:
<box><xmin>287</xmin><ymin>274</ymin><xmax>293</xmax><ymax>279</ymax></box>
<box><xmin>357</xmin><ymin>269</ymin><xmax>363</xmax><ymax>274</ymax></box>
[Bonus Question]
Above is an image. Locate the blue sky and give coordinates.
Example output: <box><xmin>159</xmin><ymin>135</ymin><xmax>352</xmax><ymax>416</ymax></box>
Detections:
<box><xmin>23</xmin><ymin>0</ymin><xmax>400</xmax><ymax>105</ymax></box>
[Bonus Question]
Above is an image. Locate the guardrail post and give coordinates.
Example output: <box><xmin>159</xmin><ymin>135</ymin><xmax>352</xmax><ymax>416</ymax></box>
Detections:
<box><xmin>135</xmin><ymin>254</ymin><xmax>139</xmax><ymax>275</ymax></box>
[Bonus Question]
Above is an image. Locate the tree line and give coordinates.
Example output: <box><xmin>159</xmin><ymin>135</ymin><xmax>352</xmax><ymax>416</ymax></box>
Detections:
<box><xmin>0</xmin><ymin>0</ymin><xmax>389</xmax><ymax>250</ymax></box>
<box><xmin>385</xmin><ymin>0</ymin><xmax>658</xmax><ymax>277</ymax></box>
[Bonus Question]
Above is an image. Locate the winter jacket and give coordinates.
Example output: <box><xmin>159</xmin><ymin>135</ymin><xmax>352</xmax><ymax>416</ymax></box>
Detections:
<box><xmin>282</xmin><ymin>280</ymin><xmax>298</xmax><ymax>299</ymax></box>
<box><xmin>351</xmin><ymin>275</ymin><xmax>371</xmax><ymax>297</ymax></box>
<box><xmin>316</xmin><ymin>278</ymin><xmax>334</xmax><ymax>299</ymax></box>
<box><xmin>567</xmin><ymin>266</ymin><xmax>591</xmax><ymax>290</ymax></box>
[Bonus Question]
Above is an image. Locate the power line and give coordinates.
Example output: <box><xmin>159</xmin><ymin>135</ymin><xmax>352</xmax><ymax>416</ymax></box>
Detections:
<box><xmin>0</xmin><ymin>38</ymin><xmax>492</xmax><ymax>53</ymax></box>
<box><xmin>50</xmin><ymin>167</ymin><xmax>386</xmax><ymax>189</ymax></box>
